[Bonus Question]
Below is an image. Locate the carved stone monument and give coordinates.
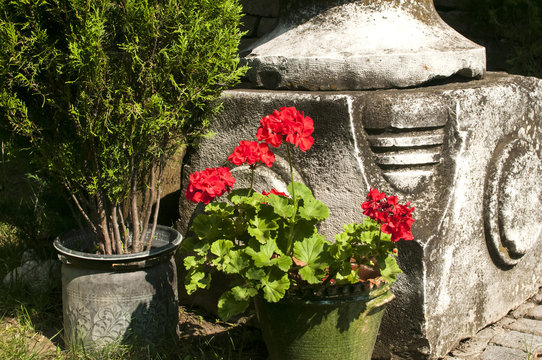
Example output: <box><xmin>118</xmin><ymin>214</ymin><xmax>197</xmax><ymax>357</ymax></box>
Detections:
<box><xmin>179</xmin><ymin>1</ymin><xmax>542</xmax><ymax>358</ymax></box>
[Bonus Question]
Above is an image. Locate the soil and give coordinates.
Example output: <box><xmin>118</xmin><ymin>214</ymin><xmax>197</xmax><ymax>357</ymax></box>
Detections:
<box><xmin>178</xmin><ymin>305</ymin><xmax>268</xmax><ymax>359</ymax></box>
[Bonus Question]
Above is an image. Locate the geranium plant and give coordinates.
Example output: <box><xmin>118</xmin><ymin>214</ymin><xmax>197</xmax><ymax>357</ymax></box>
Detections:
<box><xmin>182</xmin><ymin>107</ymin><xmax>415</xmax><ymax>320</ymax></box>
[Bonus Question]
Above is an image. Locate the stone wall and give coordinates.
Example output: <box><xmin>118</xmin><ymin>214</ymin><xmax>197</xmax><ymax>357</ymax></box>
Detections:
<box><xmin>239</xmin><ymin>0</ymin><xmax>280</xmax><ymax>50</ymax></box>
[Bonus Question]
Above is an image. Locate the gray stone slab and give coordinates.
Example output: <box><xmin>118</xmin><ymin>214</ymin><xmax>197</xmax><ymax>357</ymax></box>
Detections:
<box><xmin>505</xmin><ymin>318</ymin><xmax>542</xmax><ymax>337</ymax></box>
<box><xmin>480</xmin><ymin>345</ymin><xmax>527</xmax><ymax>360</ymax></box>
<box><xmin>510</xmin><ymin>302</ymin><xmax>537</xmax><ymax>319</ymax></box>
<box><xmin>527</xmin><ymin>305</ymin><xmax>542</xmax><ymax>320</ymax></box>
<box><xmin>491</xmin><ymin>330</ymin><xmax>542</xmax><ymax>351</ymax></box>
<box><xmin>451</xmin><ymin>325</ymin><xmax>506</xmax><ymax>358</ymax></box>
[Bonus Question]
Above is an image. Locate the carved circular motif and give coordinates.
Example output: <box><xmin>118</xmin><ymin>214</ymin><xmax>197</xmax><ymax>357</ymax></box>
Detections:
<box><xmin>484</xmin><ymin>138</ymin><xmax>542</xmax><ymax>267</ymax></box>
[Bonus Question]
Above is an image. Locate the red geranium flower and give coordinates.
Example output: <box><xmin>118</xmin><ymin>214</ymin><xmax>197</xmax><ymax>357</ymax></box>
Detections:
<box><xmin>361</xmin><ymin>188</ymin><xmax>415</xmax><ymax>242</ymax></box>
<box><xmin>256</xmin><ymin>107</ymin><xmax>314</xmax><ymax>152</ymax></box>
<box><xmin>185</xmin><ymin>167</ymin><xmax>236</xmax><ymax>204</ymax></box>
<box><xmin>228</xmin><ymin>140</ymin><xmax>275</xmax><ymax>168</ymax></box>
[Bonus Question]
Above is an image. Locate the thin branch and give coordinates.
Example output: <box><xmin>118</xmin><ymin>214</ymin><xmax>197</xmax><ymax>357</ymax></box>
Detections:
<box><xmin>118</xmin><ymin>206</ymin><xmax>129</xmax><ymax>253</ymax></box>
<box><xmin>96</xmin><ymin>190</ymin><xmax>112</xmax><ymax>255</ymax></box>
<box><xmin>111</xmin><ymin>205</ymin><xmax>123</xmax><ymax>254</ymax></box>
<box><xmin>139</xmin><ymin>163</ymin><xmax>157</xmax><ymax>252</ymax></box>
<box><xmin>130</xmin><ymin>159</ymin><xmax>140</xmax><ymax>253</ymax></box>
<box><xmin>63</xmin><ymin>181</ymin><xmax>97</xmax><ymax>233</ymax></box>
<box><xmin>145</xmin><ymin>189</ymin><xmax>161</xmax><ymax>252</ymax></box>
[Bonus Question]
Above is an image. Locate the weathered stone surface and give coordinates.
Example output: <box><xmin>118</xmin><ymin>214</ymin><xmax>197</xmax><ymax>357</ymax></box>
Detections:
<box><xmin>2</xmin><ymin>250</ymin><xmax>60</xmax><ymax>293</ymax></box>
<box><xmin>527</xmin><ymin>305</ymin><xmax>542</xmax><ymax>321</ymax></box>
<box><xmin>490</xmin><ymin>330</ymin><xmax>542</xmax><ymax>351</ymax></box>
<box><xmin>505</xmin><ymin>318</ymin><xmax>542</xmax><ymax>337</ymax></box>
<box><xmin>179</xmin><ymin>72</ymin><xmax>542</xmax><ymax>359</ymax></box>
<box><xmin>450</xmin><ymin>325</ymin><xmax>505</xmax><ymax>358</ymax></box>
<box><xmin>480</xmin><ymin>345</ymin><xmax>527</xmax><ymax>360</ymax></box>
<box><xmin>510</xmin><ymin>302</ymin><xmax>537</xmax><ymax>319</ymax></box>
<box><xmin>242</xmin><ymin>0</ymin><xmax>485</xmax><ymax>90</ymax></box>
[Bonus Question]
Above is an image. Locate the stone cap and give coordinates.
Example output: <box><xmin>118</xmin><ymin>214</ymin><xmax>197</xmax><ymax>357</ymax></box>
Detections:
<box><xmin>241</xmin><ymin>0</ymin><xmax>486</xmax><ymax>90</ymax></box>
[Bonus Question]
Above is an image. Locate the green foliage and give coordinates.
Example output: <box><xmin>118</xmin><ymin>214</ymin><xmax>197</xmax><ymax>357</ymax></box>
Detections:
<box><xmin>0</xmin><ymin>0</ymin><xmax>247</xmax><ymax>253</ymax></box>
<box><xmin>182</xmin><ymin>182</ymin><xmax>401</xmax><ymax>321</ymax></box>
<box><xmin>463</xmin><ymin>0</ymin><xmax>542</xmax><ymax>77</ymax></box>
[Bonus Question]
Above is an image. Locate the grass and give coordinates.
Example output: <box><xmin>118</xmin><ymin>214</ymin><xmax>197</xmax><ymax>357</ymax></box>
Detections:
<box><xmin>0</xmin><ymin>207</ymin><xmax>266</xmax><ymax>360</ymax></box>
<box><xmin>0</xmin><ymin>147</ymin><xmax>266</xmax><ymax>359</ymax></box>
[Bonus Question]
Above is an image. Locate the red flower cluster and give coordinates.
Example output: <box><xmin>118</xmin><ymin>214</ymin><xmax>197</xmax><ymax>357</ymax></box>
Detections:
<box><xmin>186</xmin><ymin>107</ymin><xmax>314</xmax><ymax>205</ymax></box>
<box><xmin>262</xmin><ymin>189</ymin><xmax>289</xmax><ymax>197</ymax></box>
<box><xmin>228</xmin><ymin>140</ymin><xmax>275</xmax><ymax>168</ymax></box>
<box><xmin>256</xmin><ymin>106</ymin><xmax>314</xmax><ymax>151</ymax></box>
<box><xmin>185</xmin><ymin>167</ymin><xmax>236</xmax><ymax>204</ymax></box>
<box><xmin>361</xmin><ymin>188</ymin><xmax>415</xmax><ymax>242</ymax></box>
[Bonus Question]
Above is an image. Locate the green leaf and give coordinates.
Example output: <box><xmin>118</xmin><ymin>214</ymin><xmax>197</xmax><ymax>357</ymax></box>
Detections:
<box><xmin>266</xmin><ymin>193</ymin><xmax>295</xmax><ymax>218</ymax></box>
<box><xmin>378</xmin><ymin>254</ymin><xmax>402</xmax><ymax>284</ymax></box>
<box><xmin>261</xmin><ymin>273</ymin><xmax>290</xmax><ymax>303</ymax></box>
<box><xmin>248</xmin><ymin>216</ymin><xmax>278</xmax><ymax>244</ymax></box>
<box><xmin>246</xmin><ymin>268</ymin><xmax>265</xmax><ymax>280</ymax></box>
<box><xmin>294</xmin><ymin>233</ymin><xmax>326</xmax><ymax>265</ymax></box>
<box><xmin>223</xmin><ymin>249</ymin><xmax>249</xmax><ymax>274</ymax></box>
<box><xmin>294</xmin><ymin>233</ymin><xmax>329</xmax><ymax>284</ymax></box>
<box><xmin>210</xmin><ymin>239</ymin><xmax>234</xmax><ymax>258</ymax></box>
<box><xmin>218</xmin><ymin>290</ymin><xmax>250</xmax><ymax>321</ymax></box>
<box><xmin>298</xmin><ymin>197</ymin><xmax>329</xmax><ymax>221</ymax></box>
<box><xmin>185</xmin><ymin>269</ymin><xmax>211</xmax><ymax>295</ymax></box>
<box><xmin>229</xmin><ymin>189</ymin><xmax>265</xmax><ymax>207</ymax></box>
<box><xmin>230</xmin><ymin>285</ymin><xmax>258</xmax><ymax>301</ymax></box>
<box><xmin>274</xmin><ymin>255</ymin><xmax>293</xmax><ymax>272</ymax></box>
<box><xmin>183</xmin><ymin>255</ymin><xmax>204</xmax><ymax>270</ymax></box>
<box><xmin>191</xmin><ymin>214</ymin><xmax>223</xmax><ymax>241</ymax></box>
<box><xmin>205</xmin><ymin>202</ymin><xmax>235</xmax><ymax>216</ymax></box>
<box><xmin>245</xmin><ymin>239</ymin><xmax>278</xmax><ymax>267</ymax></box>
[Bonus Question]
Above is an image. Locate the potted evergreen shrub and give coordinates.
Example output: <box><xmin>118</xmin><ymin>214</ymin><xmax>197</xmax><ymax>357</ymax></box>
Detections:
<box><xmin>182</xmin><ymin>107</ymin><xmax>415</xmax><ymax>360</ymax></box>
<box><xmin>0</xmin><ymin>0</ymin><xmax>246</xmax><ymax>350</ymax></box>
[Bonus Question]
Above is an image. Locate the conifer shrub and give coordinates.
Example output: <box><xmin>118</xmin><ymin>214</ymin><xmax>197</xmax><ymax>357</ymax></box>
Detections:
<box><xmin>0</xmin><ymin>0</ymin><xmax>247</xmax><ymax>254</ymax></box>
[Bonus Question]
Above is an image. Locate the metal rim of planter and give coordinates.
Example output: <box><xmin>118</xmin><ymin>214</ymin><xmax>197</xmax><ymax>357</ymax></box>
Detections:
<box><xmin>53</xmin><ymin>225</ymin><xmax>182</xmax><ymax>269</ymax></box>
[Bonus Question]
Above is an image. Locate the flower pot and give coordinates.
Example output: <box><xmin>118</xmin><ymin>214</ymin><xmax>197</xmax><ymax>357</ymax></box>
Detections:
<box><xmin>53</xmin><ymin>225</ymin><xmax>182</xmax><ymax>350</ymax></box>
<box><xmin>254</xmin><ymin>283</ymin><xmax>394</xmax><ymax>360</ymax></box>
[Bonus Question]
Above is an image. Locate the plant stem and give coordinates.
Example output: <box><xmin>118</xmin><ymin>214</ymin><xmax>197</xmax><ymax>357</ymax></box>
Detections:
<box><xmin>286</xmin><ymin>143</ymin><xmax>297</xmax><ymax>256</ymax></box>
<box><xmin>286</xmin><ymin>143</ymin><xmax>296</xmax><ymax>204</ymax></box>
<box><xmin>249</xmin><ymin>167</ymin><xmax>255</xmax><ymax>196</ymax></box>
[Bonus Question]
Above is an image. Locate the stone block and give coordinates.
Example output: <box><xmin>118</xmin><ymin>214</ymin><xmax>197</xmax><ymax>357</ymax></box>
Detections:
<box><xmin>527</xmin><ymin>305</ymin><xmax>542</xmax><ymax>321</ymax></box>
<box><xmin>179</xmin><ymin>72</ymin><xmax>542</xmax><ymax>359</ymax></box>
<box><xmin>505</xmin><ymin>318</ymin><xmax>542</xmax><ymax>337</ymax></box>
<box><xmin>491</xmin><ymin>330</ymin><xmax>542</xmax><ymax>351</ymax></box>
<box><xmin>510</xmin><ymin>302</ymin><xmax>537</xmax><ymax>319</ymax></box>
<box><xmin>451</xmin><ymin>324</ymin><xmax>507</xmax><ymax>358</ymax></box>
<box><xmin>480</xmin><ymin>345</ymin><xmax>527</xmax><ymax>360</ymax></box>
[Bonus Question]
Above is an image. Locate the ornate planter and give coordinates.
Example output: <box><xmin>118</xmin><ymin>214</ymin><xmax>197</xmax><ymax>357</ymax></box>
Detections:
<box><xmin>53</xmin><ymin>225</ymin><xmax>182</xmax><ymax>349</ymax></box>
<box><xmin>255</xmin><ymin>283</ymin><xmax>394</xmax><ymax>360</ymax></box>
